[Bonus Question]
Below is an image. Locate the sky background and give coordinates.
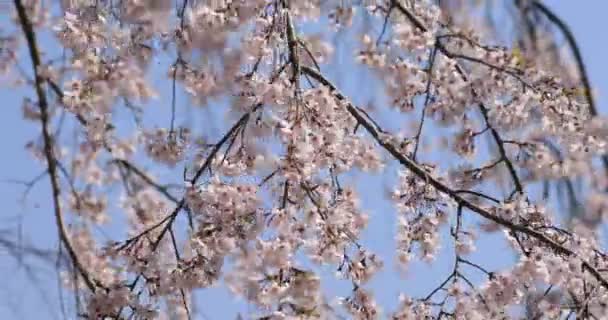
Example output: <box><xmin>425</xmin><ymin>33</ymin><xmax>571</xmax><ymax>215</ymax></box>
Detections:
<box><xmin>1</xmin><ymin>1</ymin><xmax>607</xmax><ymax>319</ymax></box>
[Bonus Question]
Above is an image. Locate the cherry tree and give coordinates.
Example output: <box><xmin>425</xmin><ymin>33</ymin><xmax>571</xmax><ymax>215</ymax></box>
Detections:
<box><xmin>2</xmin><ymin>0</ymin><xmax>608</xmax><ymax>319</ymax></box>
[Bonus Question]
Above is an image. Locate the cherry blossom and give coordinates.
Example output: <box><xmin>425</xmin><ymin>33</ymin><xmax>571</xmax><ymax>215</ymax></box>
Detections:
<box><xmin>5</xmin><ymin>0</ymin><xmax>608</xmax><ymax>319</ymax></box>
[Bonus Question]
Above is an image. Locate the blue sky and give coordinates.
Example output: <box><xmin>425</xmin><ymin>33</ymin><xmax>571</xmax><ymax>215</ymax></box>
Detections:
<box><xmin>1</xmin><ymin>2</ymin><xmax>607</xmax><ymax>319</ymax></box>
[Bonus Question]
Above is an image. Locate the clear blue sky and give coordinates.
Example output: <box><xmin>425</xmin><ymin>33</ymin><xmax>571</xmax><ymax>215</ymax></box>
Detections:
<box><xmin>1</xmin><ymin>2</ymin><xmax>607</xmax><ymax>319</ymax></box>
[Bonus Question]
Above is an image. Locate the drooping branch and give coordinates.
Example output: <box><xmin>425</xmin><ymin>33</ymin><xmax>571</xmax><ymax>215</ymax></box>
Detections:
<box><xmin>530</xmin><ymin>0</ymin><xmax>608</xmax><ymax>179</ymax></box>
<box><xmin>531</xmin><ymin>1</ymin><xmax>596</xmax><ymax>117</ymax></box>
<box><xmin>13</xmin><ymin>0</ymin><xmax>97</xmax><ymax>292</ymax></box>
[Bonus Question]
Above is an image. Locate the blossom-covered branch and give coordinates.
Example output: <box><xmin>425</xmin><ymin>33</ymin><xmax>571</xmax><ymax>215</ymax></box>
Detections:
<box><xmin>301</xmin><ymin>65</ymin><xmax>608</xmax><ymax>290</ymax></box>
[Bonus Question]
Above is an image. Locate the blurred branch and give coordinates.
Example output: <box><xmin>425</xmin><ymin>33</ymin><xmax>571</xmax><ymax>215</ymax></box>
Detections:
<box><xmin>530</xmin><ymin>1</ymin><xmax>608</xmax><ymax>177</ymax></box>
<box><xmin>531</xmin><ymin>1</ymin><xmax>596</xmax><ymax>116</ymax></box>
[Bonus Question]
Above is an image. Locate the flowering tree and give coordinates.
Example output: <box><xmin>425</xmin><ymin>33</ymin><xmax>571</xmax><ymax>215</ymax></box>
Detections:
<box><xmin>3</xmin><ymin>0</ymin><xmax>608</xmax><ymax>319</ymax></box>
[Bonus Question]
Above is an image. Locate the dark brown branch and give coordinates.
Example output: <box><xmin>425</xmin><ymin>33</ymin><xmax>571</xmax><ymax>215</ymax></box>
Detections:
<box><xmin>285</xmin><ymin>11</ymin><xmax>300</xmax><ymax>87</ymax></box>
<box><xmin>457</xmin><ymin>257</ymin><xmax>493</xmax><ymax>277</ymax></box>
<box><xmin>453</xmin><ymin>189</ymin><xmax>500</xmax><ymax>203</ymax></box>
<box><xmin>14</xmin><ymin>0</ymin><xmax>97</xmax><ymax>292</ymax></box>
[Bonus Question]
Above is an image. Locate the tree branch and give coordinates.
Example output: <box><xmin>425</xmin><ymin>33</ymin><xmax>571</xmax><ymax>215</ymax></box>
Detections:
<box><xmin>13</xmin><ymin>0</ymin><xmax>97</xmax><ymax>292</ymax></box>
<box><xmin>530</xmin><ymin>0</ymin><xmax>608</xmax><ymax>181</ymax></box>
